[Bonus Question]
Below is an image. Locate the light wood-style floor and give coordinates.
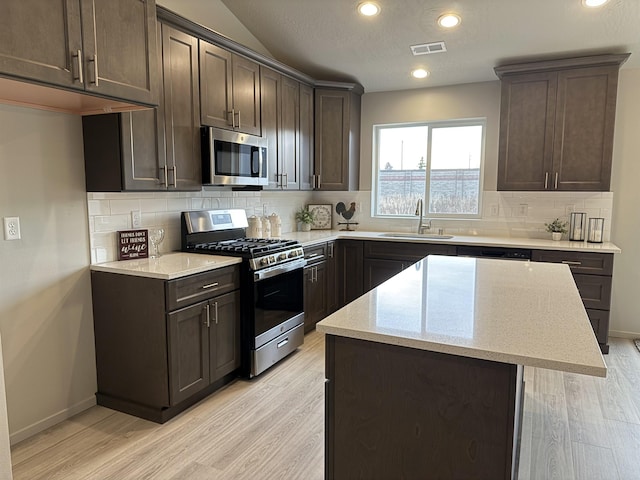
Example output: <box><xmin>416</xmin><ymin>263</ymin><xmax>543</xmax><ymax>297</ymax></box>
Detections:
<box><xmin>10</xmin><ymin>333</ymin><xmax>640</xmax><ymax>479</ymax></box>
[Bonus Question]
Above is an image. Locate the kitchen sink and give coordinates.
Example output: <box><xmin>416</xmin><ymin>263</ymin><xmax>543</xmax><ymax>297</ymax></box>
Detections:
<box><xmin>380</xmin><ymin>232</ymin><xmax>454</xmax><ymax>240</ymax></box>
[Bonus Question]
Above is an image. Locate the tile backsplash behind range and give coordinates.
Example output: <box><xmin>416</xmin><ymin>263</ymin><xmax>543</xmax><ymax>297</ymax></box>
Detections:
<box><xmin>87</xmin><ymin>189</ymin><xmax>614</xmax><ymax>264</ymax></box>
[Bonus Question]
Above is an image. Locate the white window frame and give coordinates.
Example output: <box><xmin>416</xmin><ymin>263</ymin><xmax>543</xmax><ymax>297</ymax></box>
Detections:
<box><xmin>372</xmin><ymin>118</ymin><xmax>486</xmax><ymax>220</ymax></box>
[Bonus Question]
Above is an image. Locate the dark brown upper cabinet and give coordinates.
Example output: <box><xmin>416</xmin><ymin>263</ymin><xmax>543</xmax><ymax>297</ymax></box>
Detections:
<box><xmin>261</xmin><ymin>66</ymin><xmax>303</xmax><ymax>190</ymax></box>
<box><xmin>314</xmin><ymin>85</ymin><xmax>362</xmax><ymax>191</ymax></box>
<box><xmin>299</xmin><ymin>83</ymin><xmax>315</xmax><ymax>191</ymax></box>
<box><xmin>495</xmin><ymin>54</ymin><xmax>629</xmax><ymax>192</ymax></box>
<box><xmin>82</xmin><ymin>23</ymin><xmax>201</xmax><ymax>192</ymax></box>
<box><xmin>0</xmin><ymin>0</ymin><xmax>159</xmax><ymax>107</ymax></box>
<box><xmin>199</xmin><ymin>41</ymin><xmax>261</xmax><ymax>136</ymax></box>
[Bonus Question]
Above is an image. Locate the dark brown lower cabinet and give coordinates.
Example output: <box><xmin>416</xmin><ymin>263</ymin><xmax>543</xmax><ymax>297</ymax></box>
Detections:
<box><xmin>325</xmin><ymin>335</ymin><xmax>524</xmax><ymax>479</ymax></box>
<box><xmin>531</xmin><ymin>249</ymin><xmax>613</xmax><ymax>353</ymax></box>
<box><xmin>303</xmin><ymin>261</ymin><xmax>327</xmax><ymax>333</ymax></box>
<box><xmin>92</xmin><ymin>265</ymin><xmax>241</xmax><ymax>423</ymax></box>
<box><xmin>335</xmin><ymin>240</ymin><xmax>364</xmax><ymax>308</ymax></box>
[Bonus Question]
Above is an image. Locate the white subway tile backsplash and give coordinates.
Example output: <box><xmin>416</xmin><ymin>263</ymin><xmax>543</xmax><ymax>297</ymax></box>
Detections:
<box><xmin>109</xmin><ymin>199</ymin><xmax>141</xmax><ymax>214</ymax></box>
<box><xmin>140</xmin><ymin>198</ymin><xmax>168</xmax><ymax>212</ymax></box>
<box><xmin>86</xmin><ymin>189</ymin><xmax>615</xmax><ymax>264</ymax></box>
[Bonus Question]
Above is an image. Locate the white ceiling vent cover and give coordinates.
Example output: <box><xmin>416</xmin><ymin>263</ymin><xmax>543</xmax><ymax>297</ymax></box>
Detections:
<box><xmin>410</xmin><ymin>42</ymin><xmax>447</xmax><ymax>55</ymax></box>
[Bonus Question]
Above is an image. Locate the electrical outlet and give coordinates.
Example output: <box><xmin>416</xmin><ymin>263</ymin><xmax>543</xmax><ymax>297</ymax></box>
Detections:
<box><xmin>490</xmin><ymin>204</ymin><xmax>499</xmax><ymax>216</ymax></box>
<box><xmin>4</xmin><ymin>216</ymin><xmax>21</xmax><ymax>240</ymax></box>
<box><xmin>517</xmin><ymin>204</ymin><xmax>528</xmax><ymax>217</ymax></box>
<box><xmin>131</xmin><ymin>210</ymin><xmax>142</xmax><ymax>228</ymax></box>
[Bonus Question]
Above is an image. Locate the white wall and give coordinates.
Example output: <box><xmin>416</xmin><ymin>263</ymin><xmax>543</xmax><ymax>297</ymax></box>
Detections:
<box><xmin>0</xmin><ymin>104</ymin><xmax>96</xmax><ymax>444</ymax></box>
<box><xmin>610</xmin><ymin>68</ymin><xmax>640</xmax><ymax>337</ymax></box>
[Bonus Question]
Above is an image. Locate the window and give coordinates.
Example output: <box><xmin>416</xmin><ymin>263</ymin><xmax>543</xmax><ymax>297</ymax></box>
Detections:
<box><xmin>373</xmin><ymin>120</ymin><xmax>485</xmax><ymax>218</ymax></box>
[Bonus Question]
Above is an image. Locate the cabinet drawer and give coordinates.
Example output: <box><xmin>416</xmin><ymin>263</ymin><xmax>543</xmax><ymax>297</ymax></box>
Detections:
<box><xmin>305</xmin><ymin>243</ymin><xmax>328</xmax><ymax>265</ymax></box>
<box><xmin>585</xmin><ymin>309</ymin><xmax>609</xmax><ymax>345</ymax></box>
<box><xmin>531</xmin><ymin>250</ymin><xmax>613</xmax><ymax>275</ymax></box>
<box><xmin>364</xmin><ymin>241</ymin><xmax>456</xmax><ymax>262</ymax></box>
<box><xmin>166</xmin><ymin>265</ymin><xmax>240</xmax><ymax>311</ymax></box>
<box><xmin>573</xmin><ymin>274</ymin><xmax>612</xmax><ymax>310</ymax></box>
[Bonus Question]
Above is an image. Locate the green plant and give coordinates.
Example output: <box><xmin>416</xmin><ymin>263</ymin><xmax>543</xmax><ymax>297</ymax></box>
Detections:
<box><xmin>295</xmin><ymin>207</ymin><xmax>314</xmax><ymax>224</ymax></box>
<box><xmin>545</xmin><ymin>218</ymin><xmax>568</xmax><ymax>234</ymax></box>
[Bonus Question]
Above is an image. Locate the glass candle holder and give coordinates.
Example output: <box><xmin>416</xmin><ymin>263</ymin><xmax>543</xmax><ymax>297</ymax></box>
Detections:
<box><xmin>587</xmin><ymin>218</ymin><xmax>604</xmax><ymax>243</ymax></box>
<box><xmin>569</xmin><ymin>212</ymin><xmax>586</xmax><ymax>241</ymax></box>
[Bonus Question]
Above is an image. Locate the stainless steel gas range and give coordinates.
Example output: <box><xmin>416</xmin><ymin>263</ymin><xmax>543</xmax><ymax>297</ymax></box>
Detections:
<box><xmin>181</xmin><ymin>209</ymin><xmax>305</xmax><ymax>377</ymax></box>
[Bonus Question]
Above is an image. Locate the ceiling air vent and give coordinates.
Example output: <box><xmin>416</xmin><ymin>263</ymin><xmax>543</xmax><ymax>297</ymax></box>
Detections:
<box><xmin>410</xmin><ymin>41</ymin><xmax>447</xmax><ymax>56</ymax></box>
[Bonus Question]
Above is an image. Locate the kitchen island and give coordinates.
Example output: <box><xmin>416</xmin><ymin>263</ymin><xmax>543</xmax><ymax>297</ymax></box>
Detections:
<box><xmin>316</xmin><ymin>255</ymin><xmax>606</xmax><ymax>480</ymax></box>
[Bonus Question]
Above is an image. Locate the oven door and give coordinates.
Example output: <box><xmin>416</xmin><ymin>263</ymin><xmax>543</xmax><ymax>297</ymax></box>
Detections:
<box><xmin>253</xmin><ymin>261</ymin><xmax>304</xmax><ymax>349</ymax></box>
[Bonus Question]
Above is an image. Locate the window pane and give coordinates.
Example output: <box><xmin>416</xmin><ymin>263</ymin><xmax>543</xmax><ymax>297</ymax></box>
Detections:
<box><xmin>428</xmin><ymin>125</ymin><xmax>482</xmax><ymax>215</ymax></box>
<box><xmin>377</xmin><ymin>126</ymin><xmax>428</xmax><ymax>215</ymax></box>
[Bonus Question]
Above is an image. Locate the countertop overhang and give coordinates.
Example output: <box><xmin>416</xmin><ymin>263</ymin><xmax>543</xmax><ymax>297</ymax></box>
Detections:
<box><xmin>316</xmin><ymin>255</ymin><xmax>607</xmax><ymax>377</ymax></box>
<box><xmin>89</xmin><ymin>253</ymin><xmax>242</xmax><ymax>280</ymax></box>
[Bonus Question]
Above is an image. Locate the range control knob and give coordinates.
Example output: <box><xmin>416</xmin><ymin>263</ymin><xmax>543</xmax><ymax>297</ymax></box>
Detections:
<box><xmin>288</xmin><ymin>250</ymin><xmax>297</xmax><ymax>258</ymax></box>
<box><xmin>278</xmin><ymin>253</ymin><xmax>287</xmax><ymax>261</ymax></box>
<box><xmin>260</xmin><ymin>257</ymin><xmax>269</xmax><ymax>266</ymax></box>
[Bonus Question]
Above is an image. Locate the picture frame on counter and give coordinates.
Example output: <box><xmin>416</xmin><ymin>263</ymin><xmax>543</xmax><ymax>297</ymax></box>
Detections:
<box><xmin>308</xmin><ymin>204</ymin><xmax>333</xmax><ymax>230</ymax></box>
<box><xmin>118</xmin><ymin>229</ymin><xmax>148</xmax><ymax>260</ymax></box>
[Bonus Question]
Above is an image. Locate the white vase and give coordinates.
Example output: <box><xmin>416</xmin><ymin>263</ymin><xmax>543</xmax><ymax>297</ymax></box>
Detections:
<box><xmin>300</xmin><ymin>223</ymin><xmax>311</xmax><ymax>232</ymax></box>
<box><xmin>552</xmin><ymin>232</ymin><xmax>562</xmax><ymax>241</ymax></box>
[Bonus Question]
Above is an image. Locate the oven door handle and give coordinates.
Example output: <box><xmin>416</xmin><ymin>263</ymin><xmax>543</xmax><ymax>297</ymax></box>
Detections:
<box><xmin>253</xmin><ymin>258</ymin><xmax>307</xmax><ymax>282</ymax></box>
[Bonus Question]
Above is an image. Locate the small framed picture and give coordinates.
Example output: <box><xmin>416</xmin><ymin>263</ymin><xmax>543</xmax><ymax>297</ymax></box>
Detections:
<box><xmin>308</xmin><ymin>204</ymin><xmax>333</xmax><ymax>230</ymax></box>
<box><xmin>117</xmin><ymin>229</ymin><xmax>148</xmax><ymax>260</ymax></box>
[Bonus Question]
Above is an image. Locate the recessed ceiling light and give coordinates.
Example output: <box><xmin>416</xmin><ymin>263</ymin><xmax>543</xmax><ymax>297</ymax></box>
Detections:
<box><xmin>411</xmin><ymin>68</ymin><xmax>430</xmax><ymax>79</ymax></box>
<box><xmin>358</xmin><ymin>2</ymin><xmax>380</xmax><ymax>16</ymax></box>
<box><xmin>582</xmin><ymin>0</ymin><xmax>609</xmax><ymax>6</ymax></box>
<box><xmin>437</xmin><ymin>13</ymin><xmax>461</xmax><ymax>28</ymax></box>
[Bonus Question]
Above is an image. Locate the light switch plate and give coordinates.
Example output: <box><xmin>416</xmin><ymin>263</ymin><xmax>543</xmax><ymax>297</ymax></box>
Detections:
<box><xmin>4</xmin><ymin>216</ymin><xmax>21</xmax><ymax>240</ymax></box>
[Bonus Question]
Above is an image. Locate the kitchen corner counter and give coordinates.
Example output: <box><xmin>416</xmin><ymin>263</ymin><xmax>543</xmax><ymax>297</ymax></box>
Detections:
<box><xmin>90</xmin><ymin>253</ymin><xmax>242</xmax><ymax>280</ymax></box>
<box><xmin>316</xmin><ymin>255</ymin><xmax>606</xmax><ymax>377</ymax></box>
<box><xmin>282</xmin><ymin>229</ymin><xmax>621</xmax><ymax>254</ymax></box>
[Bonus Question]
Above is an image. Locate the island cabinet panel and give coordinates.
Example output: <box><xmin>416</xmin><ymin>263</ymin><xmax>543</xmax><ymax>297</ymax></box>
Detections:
<box><xmin>0</xmin><ymin>0</ymin><xmax>158</xmax><ymax>106</ymax></box>
<box><xmin>496</xmin><ymin>54</ymin><xmax>628</xmax><ymax>192</ymax></box>
<box><xmin>91</xmin><ymin>265</ymin><xmax>241</xmax><ymax>423</ymax></box>
<box><xmin>325</xmin><ymin>335</ymin><xmax>521</xmax><ymax>480</ymax></box>
<box><xmin>531</xmin><ymin>249</ymin><xmax>614</xmax><ymax>353</ymax></box>
<box><xmin>363</xmin><ymin>241</ymin><xmax>457</xmax><ymax>291</ymax></box>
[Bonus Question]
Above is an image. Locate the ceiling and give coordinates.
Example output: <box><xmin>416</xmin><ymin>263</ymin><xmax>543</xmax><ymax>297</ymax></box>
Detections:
<box><xmin>219</xmin><ymin>0</ymin><xmax>640</xmax><ymax>92</ymax></box>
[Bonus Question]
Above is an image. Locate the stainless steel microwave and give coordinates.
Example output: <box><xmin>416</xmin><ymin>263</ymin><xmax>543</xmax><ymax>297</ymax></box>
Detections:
<box><xmin>202</xmin><ymin>127</ymin><xmax>268</xmax><ymax>186</ymax></box>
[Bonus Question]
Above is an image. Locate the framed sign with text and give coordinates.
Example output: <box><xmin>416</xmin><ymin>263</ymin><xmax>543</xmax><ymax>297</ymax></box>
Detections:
<box><xmin>118</xmin><ymin>229</ymin><xmax>148</xmax><ymax>260</ymax></box>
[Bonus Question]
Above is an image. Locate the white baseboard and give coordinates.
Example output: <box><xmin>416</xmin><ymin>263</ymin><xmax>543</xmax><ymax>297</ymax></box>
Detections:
<box><xmin>10</xmin><ymin>396</ymin><xmax>96</xmax><ymax>445</ymax></box>
<box><xmin>609</xmin><ymin>330</ymin><xmax>640</xmax><ymax>339</ymax></box>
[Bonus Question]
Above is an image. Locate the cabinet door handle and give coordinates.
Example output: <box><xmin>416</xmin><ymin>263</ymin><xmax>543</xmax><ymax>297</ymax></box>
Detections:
<box><xmin>214</xmin><ymin>301</ymin><xmax>219</xmax><ymax>325</ymax></box>
<box><xmin>562</xmin><ymin>260</ymin><xmax>582</xmax><ymax>267</ymax></box>
<box><xmin>328</xmin><ymin>243</ymin><xmax>334</xmax><ymax>258</ymax></box>
<box><xmin>88</xmin><ymin>54</ymin><xmax>99</xmax><ymax>86</ymax></box>
<box><xmin>554</xmin><ymin>172</ymin><xmax>559</xmax><ymax>190</ymax></box>
<box><xmin>159</xmin><ymin>165</ymin><xmax>168</xmax><ymax>186</ymax></box>
<box><xmin>235</xmin><ymin>110</ymin><xmax>241</xmax><ymax>129</ymax></box>
<box><xmin>307</xmin><ymin>253</ymin><xmax>320</xmax><ymax>259</ymax></box>
<box><xmin>204</xmin><ymin>304</ymin><xmax>211</xmax><ymax>328</ymax></box>
<box><xmin>282</xmin><ymin>173</ymin><xmax>288</xmax><ymax>189</ymax></box>
<box><xmin>202</xmin><ymin>282</ymin><xmax>219</xmax><ymax>289</ymax></box>
<box><xmin>228</xmin><ymin>109</ymin><xmax>235</xmax><ymax>127</ymax></box>
<box><xmin>544</xmin><ymin>172</ymin><xmax>549</xmax><ymax>189</ymax></box>
<box><xmin>72</xmin><ymin>49</ymin><xmax>84</xmax><ymax>84</ymax></box>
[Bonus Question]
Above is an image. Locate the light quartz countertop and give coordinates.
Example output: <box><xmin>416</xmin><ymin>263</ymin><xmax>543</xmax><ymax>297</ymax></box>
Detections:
<box><xmin>316</xmin><ymin>255</ymin><xmax>607</xmax><ymax>377</ymax></box>
<box><xmin>283</xmin><ymin>230</ymin><xmax>621</xmax><ymax>253</ymax></box>
<box><xmin>90</xmin><ymin>253</ymin><xmax>242</xmax><ymax>280</ymax></box>
<box><xmin>89</xmin><ymin>230</ymin><xmax>620</xmax><ymax>280</ymax></box>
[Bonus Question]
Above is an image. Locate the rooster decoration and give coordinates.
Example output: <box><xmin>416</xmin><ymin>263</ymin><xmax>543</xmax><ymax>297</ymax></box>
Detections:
<box><xmin>336</xmin><ymin>202</ymin><xmax>358</xmax><ymax>231</ymax></box>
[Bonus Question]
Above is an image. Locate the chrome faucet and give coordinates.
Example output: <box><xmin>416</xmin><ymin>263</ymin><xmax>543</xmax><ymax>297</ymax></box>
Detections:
<box><xmin>415</xmin><ymin>199</ymin><xmax>431</xmax><ymax>234</ymax></box>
